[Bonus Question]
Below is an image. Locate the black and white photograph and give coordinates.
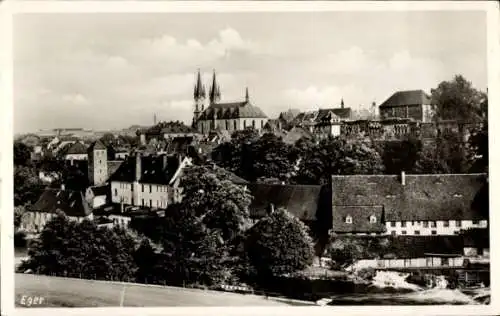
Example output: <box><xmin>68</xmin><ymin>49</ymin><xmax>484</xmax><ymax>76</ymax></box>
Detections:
<box><xmin>3</xmin><ymin>1</ymin><xmax>497</xmax><ymax>312</ymax></box>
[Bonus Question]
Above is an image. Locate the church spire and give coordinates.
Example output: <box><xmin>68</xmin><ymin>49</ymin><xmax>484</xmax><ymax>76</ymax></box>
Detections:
<box><xmin>341</xmin><ymin>98</ymin><xmax>345</xmax><ymax>109</ymax></box>
<box><xmin>193</xmin><ymin>69</ymin><xmax>205</xmax><ymax>100</ymax></box>
<box><xmin>245</xmin><ymin>87</ymin><xmax>249</xmax><ymax>102</ymax></box>
<box><xmin>209</xmin><ymin>69</ymin><xmax>221</xmax><ymax>104</ymax></box>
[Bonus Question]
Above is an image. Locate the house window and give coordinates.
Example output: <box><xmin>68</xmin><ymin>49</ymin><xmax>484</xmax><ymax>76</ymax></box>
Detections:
<box><xmin>402</xmin><ymin>230</ymin><xmax>407</xmax><ymax>235</ymax></box>
<box><xmin>472</xmin><ymin>220</ymin><xmax>479</xmax><ymax>225</ymax></box>
<box><xmin>149</xmin><ymin>185</ymin><xmax>152</xmax><ymax>193</ymax></box>
<box><xmin>234</xmin><ymin>121</ymin><xmax>237</xmax><ymax>130</ymax></box>
<box><xmin>114</xmin><ymin>189</ymin><xmax>117</xmax><ymax>196</ymax></box>
<box><xmin>423</xmin><ymin>221</ymin><xmax>428</xmax><ymax>228</ymax></box>
<box><xmin>370</xmin><ymin>215</ymin><xmax>377</xmax><ymax>223</ymax></box>
<box><xmin>414</xmin><ymin>230</ymin><xmax>420</xmax><ymax>235</ymax></box>
<box><xmin>252</xmin><ymin>120</ymin><xmax>256</xmax><ymax>128</ymax></box>
<box><xmin>141</xmin><ymin>185</ymin><xmax>144</xmax><ymax>192</ymax></box>
<box><xmin>456</xmin><ymin>220</ymin><xmax>462</xmax><ymax>227</ymax></box>
<box><xmin>345</xmin><ymin>216</ymin><xmax>353</xmax><ymax>224</ymax></box>
<box><xmin>426</xmin><ymin>257</ymin><xmax>433</xmax><ymax>267</ymax></box>
<box><xmin>444</xmin><ymin>221</ymin><xmax>450</xmax><ymax>227</ymax></box>
<box><xmin>431</xmin><ymin>230</ymin><xmax>437</xmax><ymax>235</ymax></box>
<box><xmin>390</xmin><ymin>222</ymin><xmax>396</xmax><ymax>227</ymax></box>
<box><xmin>149</xmin><ymin>200</ymin><xmax>152</xmax><ymax>207</ymax></box>
<box><xmin>401</xmin><ymin>221</ymin><xmax>407</xmax><ymax>227</ymax></box>
<box><xmin>261</xmin><ymin>121</ymin><xmax>264</xmax><ymax>128</ymax></box>
<box><xmin>226</xmin><ymin>121</ymin><xmax>229</xmax><ymax>130</ymax></box>
<box><xmin>430</xmin><ymin>221</ymin><xmax>436</xmax><ymax>228</ymax></box>
<box><xmin>244</xmin><ymin>121</ymin><xmax>246</xmax><ymax>128</ymax></box>
<box><xmin>131</xmin><ymin>185</ymin><xmax>134</xmax><ymax>192</ymax></box>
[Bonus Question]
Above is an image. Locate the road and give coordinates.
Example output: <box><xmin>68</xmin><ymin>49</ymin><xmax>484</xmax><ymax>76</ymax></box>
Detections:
<box><xmin>15</xmin><ymin>274</ymin><xmax>293</xmax><ymax>307</ymax></box>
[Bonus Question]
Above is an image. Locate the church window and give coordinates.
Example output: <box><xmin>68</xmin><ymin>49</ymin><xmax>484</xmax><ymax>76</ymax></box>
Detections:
<box><xmin>234</xmin><ymin>121</ymin><xmax>237</xmax><ymax>130</ymax></box>
<box><xmin>244</xmin><ymin>120</ymin><xmax>246</xmax><ymax>128</ymax></box>
<box><xmin>226</xmin><ymin>121</ymin><xmax>229</xmax><ymax>130</ymax></box>
<box><xmin>114</xmin><ymin>189</ymin><xmax>117</xmax><ymax>196</ymax></box>
<box><xmin>370</xmin><ymin>215</ymin><xmax>377</xmax><ymax>223</ymax></box>
<box><xmin>252</xmin><ymin>120</ymin><xmax>255</xmax><ymax>128</ymax></box>
<box><xmin>261</xmin><ymin>120</ymin><xmax>264</xmax><ymax>128</ymax></box>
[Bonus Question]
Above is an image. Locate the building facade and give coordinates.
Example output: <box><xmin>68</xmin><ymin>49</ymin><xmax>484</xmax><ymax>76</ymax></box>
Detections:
<box><xmin>379</xmin><ymin>90</ymin><xmax>434</xmax><ymax>122</ymax></box>
<box><xmin>192</xmin><ymin>70</ymin><xmax>269</xmax><ymax>135</ymax></box>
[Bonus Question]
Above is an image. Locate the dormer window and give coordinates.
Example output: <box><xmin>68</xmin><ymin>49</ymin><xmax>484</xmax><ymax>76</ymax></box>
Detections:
<box><xmin>453</xmin><ymin>193</ymin><xmax>463</xmax><ymax>198</ymax></box>
<box><xmin>345</xmin><ymin>215</ymin><xmax>353</xmax><ymax>224</ymax></box>
<box><xmin>370</xmin><ymin>215</ymin><xmax>377</xmax><ymax>223</ymax></box>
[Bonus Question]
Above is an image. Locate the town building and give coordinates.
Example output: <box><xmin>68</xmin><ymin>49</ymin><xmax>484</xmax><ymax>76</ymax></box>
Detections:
<box><xmin>108</xmin><ymin>152</ymin><xmax>192</xmax><ymax>209</ymax></box>
<box><xmin>330</xmin><ymin>172</ymin><xmax>489</xmax><ymax>236</ymax></box>
<box><xmin>378</xmin><ymin>89</ymin><xmax>434</xmax><ymax>123</ymax></box>
<box><xmin>21</xmin><ymin>187</ymin><xmax>93</xmax><ymax>235</ymax></box>
<box><xmin>62</xmin><ymin>141</ymin><xmax>88</xmax><ymax>162</ymax></box>
<box><xmin>192</xmin><ymin>70</ymin><xmax>269</xmax><ymax>134</ymax></box>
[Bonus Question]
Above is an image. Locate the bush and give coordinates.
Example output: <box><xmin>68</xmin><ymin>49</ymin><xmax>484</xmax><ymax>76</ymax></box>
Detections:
<box><xmin>14</xmin><ymin>231</ymin><xmax>27</xmax><ymax>248</ymax></box>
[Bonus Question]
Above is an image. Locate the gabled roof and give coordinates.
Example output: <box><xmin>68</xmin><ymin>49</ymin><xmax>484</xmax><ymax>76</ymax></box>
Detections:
<box><xmin>332</xmin><ymin>205</ymin><xmax>386</xmax><ymax>233</ymax></box>
<box><xmin>247</xmin><ymin>183</ymin><xmax>323</xmax><ymax>220</ymax></box>
<box><xmin>379</xmin><ymin>90</ymin><xmax>431</xmax><ymax>108</ymax></box>
<box><xmin>199</xmin><ymin>101</ymin><xmax>268</xmax><ymax>120</ymax></box>
<box><xmin>164</xmin><ymin>136</ymin><xmax>195</xmax><ymax>155</ymax></box>
<box><xmin>31</xmin><ymin>188</ymin><xmax>92</xmax><ymax>217</ymax></box>
<box><xmin>107</xmin><ymin>161</ymin><xmax>123</xmax><ymax>178</ymax></box>
<box><xmin>89</xmin><ymin>185</ymin><xmax>108</xmax><ymax>197</ymax></box>
<box><xmin>64</xmin><ymin>142</ymin><xmax>88</xmax><ymax>155</ymax></box>
<box><xmin>108</xmin><ymin>154</ymin><xmax>180</xmax><ymax>185</ymax></box>
<box><xmin>331</xmin><ymin>173</ymin><xmax>488</xmax><ymax>222</ymax></box>
<box><xmin>331</xmin><ymin>108</ymin><xmax>352</xmax><ymax>119</ymax></box>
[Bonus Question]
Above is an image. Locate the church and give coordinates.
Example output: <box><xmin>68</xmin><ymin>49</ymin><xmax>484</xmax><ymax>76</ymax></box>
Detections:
<box><xmin>192</xmin><ymin>69</ymin><xmax>269</xmax><ymax>134</ymax></box>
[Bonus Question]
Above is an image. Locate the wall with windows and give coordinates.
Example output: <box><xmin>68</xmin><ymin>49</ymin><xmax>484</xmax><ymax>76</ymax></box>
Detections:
<box><xmin>385</xmin><ymin>220</ymin><xmax>488</xmax><ymax>236</ymax></box>
<box><xmin>111</xmin><ymin>181</ymin><xmax>170</xmax><ymax>209</ymax></box>
<box><xmin>20</xmin><ymin>211</ymin><xmax>93</xmax><ymax>233</ymax></box>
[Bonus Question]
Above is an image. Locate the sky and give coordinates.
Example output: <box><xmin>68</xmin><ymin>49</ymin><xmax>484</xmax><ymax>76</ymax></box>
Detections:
<box><xmin>13</xmin><ymin>11</ymin><xmax>487</xmax><ymax>134</ymax></box>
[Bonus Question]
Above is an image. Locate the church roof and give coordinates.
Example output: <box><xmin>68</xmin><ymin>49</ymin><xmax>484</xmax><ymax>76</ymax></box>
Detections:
<box><xmin>199</xmin><ymin>101</ymin><xmax>268</xmax><ymax>120</ymax></box>
<box><xmin>379</xmin><ymin>90</ymin><xmax>431</xmax><ymax>108</ymax></box>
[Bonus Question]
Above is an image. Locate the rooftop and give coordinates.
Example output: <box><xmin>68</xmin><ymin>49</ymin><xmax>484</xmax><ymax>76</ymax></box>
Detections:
<box><xmin>379</xmin><ymin>90</ymin><xmax>431</xmax><ymax>108</ymax></box>
<box><xmin>31</xmin><ymin>188</ymin><xmax>92</xmax><ymax>217</ymax></box>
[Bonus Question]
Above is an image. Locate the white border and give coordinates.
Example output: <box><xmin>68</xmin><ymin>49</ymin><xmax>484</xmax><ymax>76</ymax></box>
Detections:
<box><xmin>1</xmin><ymin>1</ymin><xmax>499</xmax><ymax>316</ymax></box>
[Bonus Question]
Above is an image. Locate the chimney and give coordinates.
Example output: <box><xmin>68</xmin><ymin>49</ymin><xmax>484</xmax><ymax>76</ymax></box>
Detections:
<box><xmin>135</xmin><ymin>152</ymin><xmax>141</xmax><ymax>182</ymax></box>
<box><xmin>401</xmin><ymin>171</ymin><xmax>406</xmax><ymax>186</ymax></box>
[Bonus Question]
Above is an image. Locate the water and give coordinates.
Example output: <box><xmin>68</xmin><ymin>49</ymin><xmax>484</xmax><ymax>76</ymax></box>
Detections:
<box><xmin>327</xmin><ymin>271</ymin><xmax>489</xmax><ymax>305</ymax></box>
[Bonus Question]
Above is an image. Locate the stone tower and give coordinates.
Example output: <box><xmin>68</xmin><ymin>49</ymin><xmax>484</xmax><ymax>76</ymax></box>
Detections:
<box><xmin>193</xmin><ymin>69</ymin><xmax>206</xmax><ymax>125</ymax></box>
<box><xmin>88</xmin><ymin>140</ymin><xmax>108</xmax><ymax>186</ymax></box>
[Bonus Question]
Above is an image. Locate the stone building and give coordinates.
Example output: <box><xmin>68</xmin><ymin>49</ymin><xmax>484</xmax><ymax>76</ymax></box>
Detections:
<box><xmin>192</xmin><ymin>69</ymin><xmax>268</xmax><ymax>134</ymax></box>
<box><xmin>379</xmin><ymin>89</ymin><xmax>434</xmax><ymax>122</ymax></box>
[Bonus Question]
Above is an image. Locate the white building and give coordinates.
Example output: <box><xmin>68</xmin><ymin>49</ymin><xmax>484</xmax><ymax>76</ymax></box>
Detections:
<box><xmin>331</xmin><ymin>172</ymin><xmax>489</xmax><ymax>236</ymax></box>
<box><xmin>108</xmin><ymin>152</ymin><xmax>192</xmax><ymax>209</ymax></box>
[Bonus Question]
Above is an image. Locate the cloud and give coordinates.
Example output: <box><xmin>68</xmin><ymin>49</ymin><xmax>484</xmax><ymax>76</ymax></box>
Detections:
<box><xmin>61</xmin><ymin>93</ymin><xmax>89</xmax><ymax>106</ymax></box>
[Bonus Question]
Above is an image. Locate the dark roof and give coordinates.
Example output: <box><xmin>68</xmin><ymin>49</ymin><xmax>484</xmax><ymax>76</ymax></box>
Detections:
<box><xmin>31</xmin><ymin>188</ymin><xmax>92</xmax><ymax>217</ymax></box>
<box><xmin>199</xmin><ymin>101</ymin><xmax>268</xmax><ymax>120</ymax></box>
<box><xmin>283</xmin><ymin>127</ymin><xmax>314</xmax><ymax>145</ymax></box>
<box><xmin>90</xmin><ymin>185</ymin><xmax>108</xmax><ymax>197</ymax></box>
<box><xmin>379</xmin><ymin>90</ymin><xmax>431</xmax><ymax>108</ymax></box>
<box><xmin>161</xmin><ymin>125</ymin><xmax>198</xmax><ymax>134</ymax></box>
<box><xmin>107</xmin><ymin>161</ymin><xmax>123</xmax><ymax>178</ymax></box>
<box><xmin>332</xmin><ymin>205</ymin><xmax>386</xmax><ymax>233</ymax></box>
<box><xmin>88</xmin><ymin>140</ymin><xmax>107</xmax><ymax>151</ymax></box>
<box><xmin>247</xmin><ymin>183</ymin><xmax>323</xmax><ymax>220</ymax></box>
<box><xmin>63</xmin><ymin>142</ymin><xmax>88</xmax><ymax>155</ymax></box>
<box><xmin>331</xmin><ymin>174</ymin><xmax>488</xmax><ymax>222</ymax></box>
<box><xmin>331</xmin><ymin>108</ymin><xmax>352</xmax><ymax>119</ymax></box>
<box><xmin>108</xmin><ymin>154</ymin><xmax>181</xmax><ymax>185</ymax></box>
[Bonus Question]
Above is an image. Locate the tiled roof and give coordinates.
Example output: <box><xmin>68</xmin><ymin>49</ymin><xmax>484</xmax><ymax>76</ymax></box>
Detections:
<box><xmin>199</xmin><ymin>101</ymin><xmax>268</xmax><ymax>120</ymax></box>
<box><xmin>331</xmin><ymin>108</ymin><xmax>352</xmax><ymax>120</ymax></box>
<box><xmin>64</xmin><ymin>142</ymin><xmax>88</xmax><ymax>155</ymax></box>
<box><xmin>31</xmin><ymin>188</ymin><xmax>92</xmax><ymax>217</ymax></box>
<box><xmin>160</xmin><ymin>125</ymin><xmax>198</xmax><ymax>134</ymax></box>
<box><xmin>331</xmin><ymin>174</ymin><xmax>488</xmax><ymax>223</ymax></box>
<box><xmin>379</xmin><ymin>90</ymin><xmax>431</xmax><ymax>108</ymax></box>
<box><xmin>164</xmin><ymin>136</ymin><xmax>195</xmax><ymax>155</ymax></box>
<box><xmin>107</xmin><ymin>161</ymin><xmax>123</xmax><ymax>179</ymax></box>
<box><xmin>332</xmin><ymin>205</ymin><xmax>386</xmax><ymax>233</ymax></box>
<box><xmin>108</xmin><ymin>154</ymin><xmax>180</xmax><ymax>185</ymax></box>
<box><xmin>246</xmin><ymin>183</ymin><xmax>323</xmax><ymax>220</ymax></box>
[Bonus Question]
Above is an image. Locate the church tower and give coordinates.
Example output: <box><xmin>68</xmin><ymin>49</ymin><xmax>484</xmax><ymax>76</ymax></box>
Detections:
<box><xmin>209</xmin><ymin>69</ymin><xmax>221</xmax><ymax>104</ymax></box>
<box><xmin>87</xmin><ymin>140</ymin><xmax>108</xmax><ymax>186</ymax></box>
<box><xmin>193</xmin><ymin>69</ymin><xmax>206</xmax><ymax>125</ymax></box>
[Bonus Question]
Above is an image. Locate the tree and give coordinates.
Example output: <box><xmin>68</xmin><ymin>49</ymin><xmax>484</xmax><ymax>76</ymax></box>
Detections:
<box><xmin>99</xmin><ymin>133</ymin><xmax>116</xmax><ymax>147</ymax></box>
<box><xmin>14</xmin><ymin>206</ymin><xmax>26</xmax><ymax>229</ymax></box>
<box><xmin>179</xmin><ymin>165</ymin><xmax>252</xmax><ymax>242</ymax></box>
<box><xmin>244</xmin><ymin>208</ymin><xmax>314</xmax><ymax>277</ymax></box>
<box><xmin>14</xmin><ymin>141</ymin><xmax>32</xmax><ymax>166</ymax></box>
<box><xmin>21</xmin><ymin>213</ymin><xmax>138</xmax><ymax>281</ymax></box>
<box><xmin>14</xmin><ymin>166</ymin><xmax>45</xmax><ymax>206</ymax></box>
<box><xmin>432</xmin><ymin>75</ymin><xmax>487</xmax><ymax>122</ymax></box>
<box><xmin>293</xmin><ymin>137</ymin><xmax>384</xmax><ymax>185</ymax></box>
<box><xmin>382</xmin><ymin>138</ymin><xmax>422</xmax><ymax>174</ymax></box>
<box><xmin>468</xmin><ymin>122</ymin><xmax>488</xmax><ymax>173</ymax></box>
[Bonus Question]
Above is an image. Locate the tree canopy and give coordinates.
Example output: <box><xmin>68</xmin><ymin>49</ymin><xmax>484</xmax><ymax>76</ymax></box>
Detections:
<box><xmin>244</xmin><ymin>208</ymin><xmax>314</xmax><ymax>277</ymax></box>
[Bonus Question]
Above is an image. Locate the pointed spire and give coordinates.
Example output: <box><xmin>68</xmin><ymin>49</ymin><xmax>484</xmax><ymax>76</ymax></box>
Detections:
<box><xmin>209</xmin><ymin>69</ymin><xmax>221</xmax><ymax>104</ymax></box>
<box><xmin>341</xmin><ymin>98</ymin><xmax>345</xmax><ymax>109</ymax></box>
<box><xmin>194</xmin><ymin>69</ymin><xmax>205</xmax><ymax>100</ymax></box>
<box><xmin>245</xmin><ymin>87</ymin><xmax>249</xmax><ymax>102</ymax></box>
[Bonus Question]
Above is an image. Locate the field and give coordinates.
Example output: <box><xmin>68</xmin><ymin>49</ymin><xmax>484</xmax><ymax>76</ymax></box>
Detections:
<box><xmin>15</xmin><ymin>274</ymin><xmax>300</xmax><ymax>307</ymax></box>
